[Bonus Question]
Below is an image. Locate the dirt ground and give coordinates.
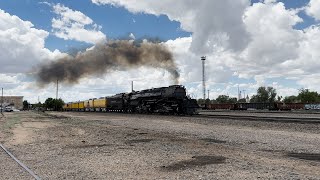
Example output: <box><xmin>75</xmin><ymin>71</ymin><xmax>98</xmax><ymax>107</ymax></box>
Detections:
<box><xmin>0</xmin><ymin>111</ymin><xmax>320</xmax><ymax>179</ymax></box>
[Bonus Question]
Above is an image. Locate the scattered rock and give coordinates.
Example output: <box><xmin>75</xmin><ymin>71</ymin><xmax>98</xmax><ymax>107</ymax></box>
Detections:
<box><xmin>161</xmin><ymin>156</ymin><xmax>226</xmax><ymax>171</ymax></box>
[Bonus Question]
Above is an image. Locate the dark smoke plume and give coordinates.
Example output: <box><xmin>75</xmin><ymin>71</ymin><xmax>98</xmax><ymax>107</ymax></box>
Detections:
<box><xmin>36</xmin><ymin>40</ymin><xmax>180</xmax><ymax>85</ymax></box>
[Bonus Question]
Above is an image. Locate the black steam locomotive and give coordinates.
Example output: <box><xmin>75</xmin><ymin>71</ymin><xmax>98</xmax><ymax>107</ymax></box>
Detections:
<box><xmin>64</xmin><ymin>85</ymin><xmax>199</xmax><ymax>115</ymax></box>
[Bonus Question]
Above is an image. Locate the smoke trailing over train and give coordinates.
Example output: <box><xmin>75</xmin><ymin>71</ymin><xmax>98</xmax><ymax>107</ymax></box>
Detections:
<box><xmin>36</xmin><ymin>40</ymin><xmax>180</xmax><ymax>85</ymax></box>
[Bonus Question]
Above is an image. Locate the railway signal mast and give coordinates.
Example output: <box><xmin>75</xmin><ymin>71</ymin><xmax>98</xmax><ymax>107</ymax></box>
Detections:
<box><xmin>201</xmin><ymin>56</ymin><xmax>206</xmax><ymax>100</ymax></box>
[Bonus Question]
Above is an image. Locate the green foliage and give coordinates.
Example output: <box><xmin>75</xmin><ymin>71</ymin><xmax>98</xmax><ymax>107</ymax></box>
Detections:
<box><xmin>44</xmin><ymin>98</ymin><xmax>65</xmax><ymax>111</ymax></box>
<box><xmin>216</xmin><ymin>95</ymin><xmax>237</xmax><ymax>104</ymax></box>
<box><xmin>32</xmin><ymin>102</ymin><xmax>43</xmax><ymax>108</ymax></box>
<box><xmin>250</xmin><ymin>95</ymin><xmax>258</xmax><ymax>103</ymax></box>
<box><xmin>210</xmin><ymin>99</ymin><xmax>217</xmax><ymax>104</ymax></box>
<box><xmin>250</xmin><ymin>86</ymin><xmax>277</xmax><ymax>103</ymax></box>
<box><xmin>197</xmin><ymin>99</ymin><xmax>205</xmax><ymax>105</ymax></box>
<box><xmin>216</xmin><ymin>95</ymin><xmax>229</xmax><ymax>103</ymax></box>
<box><xmin>229</xmin><ymin>97</ymin><xmax>237</xmax><ymax>103</ymax></box>
<box><xmin>297</xmin><ymin>89</ymin><xmax>320</xmax><ymax>103</ymax></box>
<box><xmin>44</xmin><ymin>98</ymin><xmax>54</xmax><ymax>109</ymax></box>
<box><xmin>283</xmin><ymin>96</ymin><xmax>298</xmax><ymax>103</ymax></box>
<box><xmin>238</xmin><ymin>98</ymin><xmax>247</xmax><ymax>103</ymax></box>
<box><xmin>277</xmin><ymin>96</ymin><xmax>283</xmax><ymax>102</ymax></box>
<box><xmin>23</xmin><ymin>100</ymin><xmax>30</xmax><ymax>110</ymax></box>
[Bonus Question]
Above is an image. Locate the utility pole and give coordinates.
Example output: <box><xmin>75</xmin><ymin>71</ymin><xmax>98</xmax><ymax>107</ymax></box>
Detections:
<box><xmin>1</xmin><ymin>88</ymin><xmax>3</xmax><ymax>114</ymax></box>
<box><xmin>56</xmin><ymin>79</ymin><xmax>59</xmax><ymax>111</ymax></box>
<box><xmin>56</xmin><ymin>79</ymin><xmax>59</xmax><ymax>100</ymax></box>
<box><xmin>201</xmin><ymin>56</ymin><xmax>206</xmax><ymax>100</ymax></box>
<box><xmin>131</xmin><ymin>81</ymin><xmax>134</xmax><ymax>92</ymax></box>
<box><xmin>238</xmin><ymin>85</ymin><xmax>240</xmax><ymax>101</ymax></box>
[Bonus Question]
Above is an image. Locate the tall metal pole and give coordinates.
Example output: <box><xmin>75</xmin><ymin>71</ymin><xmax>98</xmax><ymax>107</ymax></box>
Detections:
<box><xmin>56</xmin><ymin>79</ymin><xmax>59</xmax><ymax>100</ymax></box>
<box><xmin>1</xmin><ymin>88</ymin><xmax>3</xmax><ymax>114</ymax></box>
<box><xmin>131</xmin><ymin>81</ymin><xmax>133</xmax><ymax>92</ymax></box>
<box><xmin>238</xmin><ymin>85</ymin><xmax>240</xmax><ymax>100</ymax></box>
<box><xmin>55</xmin><ymin>79</ymin><xmax>59</xmax><ymax>111</ymax></box>
<box><xmin>201</xmin><ymin>56</ymin><xmax>206</xmax><ymax>100</ymax></box>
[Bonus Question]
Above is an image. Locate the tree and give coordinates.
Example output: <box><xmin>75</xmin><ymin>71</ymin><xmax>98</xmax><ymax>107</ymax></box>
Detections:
<box><xmin>283</xmin><ymin>96</ymin><xmax>298</xmax><ymax>103</ymax></box>
<box><xmin>250</xmin><ymin>95</ymin><xmax>258</xmax><ymax>103</ymax></box>
<box><xmin>216</xmin><ymin>95</ymin><xmax>237</xmax><ymax>104</ymax></box>
<box><xmin>297</xmin><ymin>89</ymin><xmax>320</xmax><ymax>103</ymax></box>
<box><xmin>210</xmin><ymin>99</ymin><xmax>217</xmax><ymax>104</ymax></box>
<box><xmin>238</xmin><ymin>98</ymin><xmax>247</xmax><ymax>103</ymax></box>
<box><xmin>250</xmin><ymin>86</ymin><xmax>277</xmax><ymax>103</ymax></box>
<box><xmin>229</xmin><ymin>97</ymin><xmax>237</xmax><ymax>103</ymax></box>
<box><xmin>54</xmin><ymin>99</ymin><xmax>65</xmax><ymax>111</ymax></box>
<box><xmin>197</xmin><ymin>99</ymin><xmax>205</xmax><ymax>105</ymax></box>
<box><xmin>216</xmin><ymin>95</ymin><xmax>229</xmax><ymax>104</ymax></box>
<box><xmin>45</xmin><ymin>98</ymin><xmax>55</xmax><ymax>110</ymax></box>
<box><xmin>44</xmin><ymin>98</ymin><xmax>65</xmax><ymax>111</ymax></box>
<box><xmin>23</xmin><ymin>100</ymin><xmax>30</xmax><ymax>110</ymax></box>
<box><xmin>277</xmin><ymin>96</ymin><xmax>283</xmax><ymax>102</ymax></box>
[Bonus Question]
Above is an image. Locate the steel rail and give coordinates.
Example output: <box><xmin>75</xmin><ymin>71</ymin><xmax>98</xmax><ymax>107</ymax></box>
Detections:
<box><xmin>0</xmin><ymin>144</ymin><xmax>41</xmax><ymax>180</ymax></box>
<box><xmin>197</xmin><ymin>114</ymin><xmax>320</xmax><ymax>124</ymax></box>
<box><xmin>60</xmin><ymin>111</ymin><xmax>320</xmax><ymax>124</ymax></box>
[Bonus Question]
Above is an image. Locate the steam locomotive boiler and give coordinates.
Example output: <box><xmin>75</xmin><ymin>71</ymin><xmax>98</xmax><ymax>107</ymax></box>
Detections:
<box><xmin>63</xmin><ymin>85</ymin><xmax>199</xmax><ymax>115</ymax></box>
<box><xmin>127</xmin><ymin>85</ymin><xmax>199</xmax><ymax>115</ymax></box>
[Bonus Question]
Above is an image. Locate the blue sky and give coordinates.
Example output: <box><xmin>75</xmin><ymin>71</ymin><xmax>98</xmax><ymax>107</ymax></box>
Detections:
<box><xmin>0</xmin><ymin>0</ymin><xmax>312</xmax><ymax>51</ymax></box>
<box><xmin>0</xmin><ymin>0</ymin><xmax>191</xmax><ymax>52</ymax></box>
<box><xmin>1</xmin><ymin>0</ymin><xmax>320</xmax><ymax>102</ymax></box>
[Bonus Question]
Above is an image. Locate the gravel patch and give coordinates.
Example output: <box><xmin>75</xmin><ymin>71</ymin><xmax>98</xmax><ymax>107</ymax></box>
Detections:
<box><xmin>0</xmin><ymin>145</ymin><xmax>35</xmax><ymax>180</ymax></box>
<box><xmin>0</xmin><ymin>111</ymin><xmax>319</xmax><ymax>179</ymax></box>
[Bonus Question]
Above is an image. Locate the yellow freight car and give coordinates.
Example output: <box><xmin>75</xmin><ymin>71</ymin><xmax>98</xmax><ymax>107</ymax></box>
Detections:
<box><xmin>78</xmin><ymin>101</ymin><xmax>85</xmax><ymax>110</ymax></box>
<box><xmin>63</xmin><ymin>103</ymin><xmax>72</xmax><ymax>111</ymax></box>
<box><xmin>84</xmin><ymin>100</ymin><xmax>90</xmax><ymax>110</ymax></box>
<box><xmin>70</xmin><ymin>101</ymin><xmax>85</xmax><ymax>111</ymax></box>
<box><xmin>71</xmin><ymin>102</ymin><xmax>78</xmax><ymax>110</ymax></box>
<box><xmin>64</xmin><ymin>98</ymin><xmax>107</xmax><ymax>111</ymax></box>
<box><xmin>88</xmin><ymin>98</ymin><xmax>96</xmax><ymax>111</ymax></box>
<box><xmin>93</xmin><ymin>97</ymin><xmax>107</xmax><ymax>111</ymax></box>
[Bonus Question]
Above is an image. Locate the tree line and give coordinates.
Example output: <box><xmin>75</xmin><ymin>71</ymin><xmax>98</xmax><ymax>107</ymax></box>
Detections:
<box><xmin>198</xmin><ymin>87</ymin><xmax>320</xmax><ymax>104</ymax></box>
<box><xmin>23</xmin><ymin>98</ymin><xmax>65</xmax><ymax>111</ymax></box>
<box><xmin>22</xmin><ymin>87</ymin><xmax>320</xmax><ymax>110</ymax></box>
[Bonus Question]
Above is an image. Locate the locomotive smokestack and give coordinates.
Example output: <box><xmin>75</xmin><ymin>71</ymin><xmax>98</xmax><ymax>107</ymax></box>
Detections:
<box><xmin>35</xmin><ymin>40</ymin><xmax>180</xmax><ymax>85</ymax></box>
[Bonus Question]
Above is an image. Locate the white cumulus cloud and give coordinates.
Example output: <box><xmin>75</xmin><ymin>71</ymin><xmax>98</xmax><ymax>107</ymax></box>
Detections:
<box><xmin>306</xmin><ymin>0</ymin><xmax>320</xmax><ymax>21</ymax></box>
<box><xmin>235</xmin><ymin>2</ymin><xmax>303</xmax><ymax>77</ymax></box>
<box><xmin>52</xmin><ymin>4</ymin><xmax>106</xmax><ymax>44</ymax></box>
<box><xmin>91</xmin><ymin>0</ymin><xmax>250</xmax><ymax>54</ymax></box>
<box><xmin>0</xmin><ymin>9</ymin><xmax>62</xmax><ymax>73</ymax></box>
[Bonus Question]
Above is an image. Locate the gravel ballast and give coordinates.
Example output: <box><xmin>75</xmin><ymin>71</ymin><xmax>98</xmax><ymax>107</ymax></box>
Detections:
<box><xmin>0</xmin><ymin>111</ymin><xmax>319</xmax><ymax>179</ymax></box>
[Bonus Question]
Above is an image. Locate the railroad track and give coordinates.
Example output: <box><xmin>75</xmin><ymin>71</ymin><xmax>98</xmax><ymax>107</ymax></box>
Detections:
<box><xmin>0</xmin><ymin>144</ymin><xmax>41</xmax><ymax>180</ymax></box>
<box><xmin>59</xmin><ymin>111</ymin><xmax>320</xmax><ymax>124</ymax></box>
<box><xmin>200</xmin><ymin>110</ymin><xmax>320</xmax><ymax>115</ymax></box>
<box><xmin>197</xmin><ymin>114</ymin><xmax>320</xmax><ymax>124</ymax></box>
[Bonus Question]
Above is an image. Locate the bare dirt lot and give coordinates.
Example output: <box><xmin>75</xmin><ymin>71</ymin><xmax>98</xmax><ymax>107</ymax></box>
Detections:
<box><xmin>1</xmin><ymin>111</ymin><xmax>320</xmax><ymax>179</ymax></box>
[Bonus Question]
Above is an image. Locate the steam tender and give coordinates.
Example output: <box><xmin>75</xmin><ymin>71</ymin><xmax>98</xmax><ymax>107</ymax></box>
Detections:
<box><xmin>64</xmin><ymin>85</ymin><xmax>199</xmax><ymax>115</ymax></box>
